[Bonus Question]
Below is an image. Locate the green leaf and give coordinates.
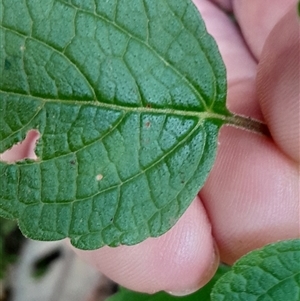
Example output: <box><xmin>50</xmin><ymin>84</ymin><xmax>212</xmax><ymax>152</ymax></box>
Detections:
<box><xmin>211</xmin><ymin>239</ymin><xmax>300</xmax><ymax>301</ymax></box>
<box><xmin>0</xmin><ymin>0</ymin><xmax>230</xmax><ymax>250</ymax></box>
<box><xmin>107</xmin><ymin>265</ymin><xmax>231</xmax><ymax>301</ymax></box>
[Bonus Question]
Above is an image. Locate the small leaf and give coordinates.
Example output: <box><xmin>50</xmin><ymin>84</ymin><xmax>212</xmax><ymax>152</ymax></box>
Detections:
<box><xmin>107</xmin><ymin>265</ymin><xmax>231</xmax><ymax>301</ymax></box>
<box><xmin>211</xmin><ymin>239</ymin><xmax>300</xmax><ymax>301</ymax></box>
<box><xmin>0</xmin><ymin>0</ymin><xmax>231</xmax><ymax>249</ymax></box>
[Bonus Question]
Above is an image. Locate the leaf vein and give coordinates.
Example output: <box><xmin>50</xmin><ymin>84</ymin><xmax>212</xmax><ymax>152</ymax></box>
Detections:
<box><xmin>54</xmin><ymin>0</ymin><xmax>210</xmax><ymax>110</ymax></box>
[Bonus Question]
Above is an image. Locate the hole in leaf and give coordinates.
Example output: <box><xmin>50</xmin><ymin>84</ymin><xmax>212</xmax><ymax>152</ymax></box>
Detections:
<box><xmin>0</xmin><ymin>130</ymin><xmax>40</xmax><ymax>163</ymax></box>
<box><xmin>31</xmin><ymin>249</ymin><xmax>62</xmax><ymax>279</ymax></box>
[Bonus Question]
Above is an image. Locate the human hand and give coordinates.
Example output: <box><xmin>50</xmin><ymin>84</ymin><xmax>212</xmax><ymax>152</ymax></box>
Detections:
<box><xmin>74</xmin><ymin>0</ymin><xmax>299</xmax><ymax>295</ymax></box>
<box><xmin>3</xmin><ymin>0</ymin><xmax>299</xmax><ymax>296</ymax></box>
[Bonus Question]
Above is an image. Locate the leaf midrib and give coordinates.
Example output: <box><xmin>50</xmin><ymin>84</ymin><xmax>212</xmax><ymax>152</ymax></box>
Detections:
<box><xmin>0</xmin><ymin>91</ymin><xmax>230</xmax><ymax>121</ymax></box>
<box><xmin>0</xmin><ymin>91</ymin><xmax>229</xmax><ymax>164</ymax></box>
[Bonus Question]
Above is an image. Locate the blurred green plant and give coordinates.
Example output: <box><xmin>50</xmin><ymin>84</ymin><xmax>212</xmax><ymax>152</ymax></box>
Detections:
<box><xmin>0</xmin><ymin>217</ymin><xmax>23</xmax><ymax>279</ymax></box>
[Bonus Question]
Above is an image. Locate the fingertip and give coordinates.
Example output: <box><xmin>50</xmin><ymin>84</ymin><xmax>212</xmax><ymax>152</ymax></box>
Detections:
<box><xmin>167</xmin><ymin>239</ymin><xmax>220</xmax><ymax>296</ymax></box>
<box><xmin>73</xmin><ymin>198</ymin><xmax>218</xmax><ymax>294</ymax></box>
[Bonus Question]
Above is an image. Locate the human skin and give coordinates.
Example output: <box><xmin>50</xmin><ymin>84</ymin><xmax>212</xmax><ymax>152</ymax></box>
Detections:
<box><xmin>3</xmin><ymin>0</ymin><xmax>299</xmax><ymax>296</ymax></box>
<box><xmin>75</xmin><ymin>0</ymin><xmax>300</xmax><ymax>295</ymax></box>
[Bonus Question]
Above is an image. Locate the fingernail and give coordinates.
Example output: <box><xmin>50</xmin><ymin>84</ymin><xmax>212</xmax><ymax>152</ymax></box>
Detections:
<box><xmin>166</xmin><ymin>240</ymin><xmax>220</xmax><ymax>297</ymax></box>
<box><xmin>167</xmin><ymin>287</ymin><xmax>201</xmax><ymax>297</ymax></box>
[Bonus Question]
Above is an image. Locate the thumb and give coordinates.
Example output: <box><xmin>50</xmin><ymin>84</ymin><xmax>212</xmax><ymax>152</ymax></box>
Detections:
<box><xmin>257</xmin><ymin>5</ymin><xmax>300</xmax><ymax>163</ymax></box>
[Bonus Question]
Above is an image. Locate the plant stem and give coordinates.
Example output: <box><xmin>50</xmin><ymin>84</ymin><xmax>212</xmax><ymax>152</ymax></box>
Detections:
<box><xmin>225</xmin><ymin>114</ymin><xmax>270</xmax><ymax>137</ymax></box>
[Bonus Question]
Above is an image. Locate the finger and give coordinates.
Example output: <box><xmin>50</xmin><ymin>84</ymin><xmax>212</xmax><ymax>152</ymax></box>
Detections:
<box><xmin>257</xmin><ymin>7</ymin><xmax>300</xmax><ymax>163</ymax></box>
<box><xmin>73</xmin><ymin>1</ymin><xmax>248</xmax><ymax>294</ymax></box>
<box><xmin>73</xmin><ymin>0</ymin><xmax>261</xmax><ymax>293</ymax></box>
<box><xmin>197</xmin><ymin>0</ymin><xmax>300</xmax><ymax>264</ymax></box>
<box><xmin>194</xmin><ymin>0</ymin><xmax>263</xmax><ymax>120</ymax></box>
<box><xmin>74</xmin><ymin>0</ymin><xmax>265</xmax><ymax>292</ymax></box>
<box><xmin>200</xmin><ymin>127</ymin><xmax>299</xmax><ymax>264</ymax></box>
<box><xmin>209</xmin><ymin>0</ymin><xmax>233</xmax><ymax>12</ymax></box>
<box><xmin>73</xmin><ymin>198</ymin><xmax>219</xmax><ymax>295</ymax></box>
<box><xmin>232</xmin><ymin>0</ymin><xmax>297</xmax><ymax>59</ymax></box>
